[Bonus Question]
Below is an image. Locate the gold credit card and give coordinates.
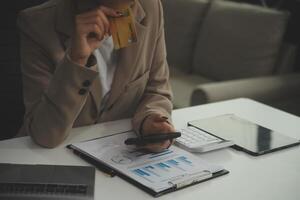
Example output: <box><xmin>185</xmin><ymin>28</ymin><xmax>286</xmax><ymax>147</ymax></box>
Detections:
<box><xmin>109</xmin><ymin>6</ymin><xmax>137</xmax><ymax>49</ymax></box>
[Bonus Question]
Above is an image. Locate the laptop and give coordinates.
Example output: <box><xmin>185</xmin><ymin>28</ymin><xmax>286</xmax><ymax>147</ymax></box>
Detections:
<box><xmin>0</xmin><ymin>163</ymin><xmax>95</xmax><ymax>200</ymax></box>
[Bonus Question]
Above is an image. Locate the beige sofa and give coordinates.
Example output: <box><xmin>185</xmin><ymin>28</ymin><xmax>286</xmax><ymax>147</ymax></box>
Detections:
<box><xmin>162</xmin><ymin>0</ymin><xmax>300</xmax><ymax>116</ymax></box>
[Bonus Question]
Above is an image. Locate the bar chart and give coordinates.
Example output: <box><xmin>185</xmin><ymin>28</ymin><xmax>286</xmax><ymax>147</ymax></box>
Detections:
<box><xmin>132</xmin><ymin>156</ymin><xmax>196</xmax><ymax>183</ymax></box>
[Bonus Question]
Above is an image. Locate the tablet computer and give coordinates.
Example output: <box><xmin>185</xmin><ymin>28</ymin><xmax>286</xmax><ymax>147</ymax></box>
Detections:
<box><xmin>188</xmin><ymin>114</ymin><xmax>300</xmax><ymax>156</ymax></box>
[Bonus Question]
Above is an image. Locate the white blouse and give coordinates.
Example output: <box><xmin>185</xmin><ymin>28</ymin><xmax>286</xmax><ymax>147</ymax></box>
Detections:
<box><xmin>94</xmin><ymin>36</ymin><xmax>117</xmax><ymax>99</ymax></box>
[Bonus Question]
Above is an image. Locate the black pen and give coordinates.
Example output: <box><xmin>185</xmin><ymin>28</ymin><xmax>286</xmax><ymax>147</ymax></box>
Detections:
<box><xmin>124</xmin><ymin>132</ymin><xmax>181</xmax><ymax>146</ymax></box>
<box><xmin>67</xmin><ymin>145</ymin><xmax>116</xmax><ymax>177</ymax></box>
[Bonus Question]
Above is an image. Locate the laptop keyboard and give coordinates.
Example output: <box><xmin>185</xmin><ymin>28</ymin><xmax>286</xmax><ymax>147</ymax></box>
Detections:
<box><xmin>0</xmin><ymin>183</ymin><xmax>88</xmax><ymax>196</ymax></box>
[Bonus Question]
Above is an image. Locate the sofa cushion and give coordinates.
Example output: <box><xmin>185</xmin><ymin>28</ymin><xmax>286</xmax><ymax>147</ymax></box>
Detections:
<box><xmin>192</xmin><ymin>0</ymin><xmax>289</xmax><ymax>80</ymax></box>
<box><xmin>162</xmin><ymin>0</ymin><xmax>210</xmax><ymax>72</ymax></box>
<box><xmin>169</xmin><ymin>66</ymin><xmax>212</xmax><ymax>108</ymax></box>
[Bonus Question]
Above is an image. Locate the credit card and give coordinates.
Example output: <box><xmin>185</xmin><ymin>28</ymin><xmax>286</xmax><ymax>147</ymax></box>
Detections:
<box><xmin>109</xmin><ymin>6</ymin><xmax>137</xmax><ymax>49</ymax></box>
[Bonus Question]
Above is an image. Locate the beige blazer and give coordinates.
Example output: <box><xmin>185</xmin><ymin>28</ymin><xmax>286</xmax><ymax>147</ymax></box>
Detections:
<box><xmin>17</xmin><ymin>0</ymin><xmax>173</xmax><ymax>147</ymax></box>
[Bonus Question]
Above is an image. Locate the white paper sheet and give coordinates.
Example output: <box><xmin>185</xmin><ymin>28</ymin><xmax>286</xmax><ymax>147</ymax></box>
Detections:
<box><xmin>71</xmin><ymin>131</ymin><xmax>224</xmax><ymax>193</ymax></box>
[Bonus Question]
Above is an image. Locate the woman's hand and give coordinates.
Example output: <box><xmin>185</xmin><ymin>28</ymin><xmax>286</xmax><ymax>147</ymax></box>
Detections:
<box><xmin>69</xmin><ymin>6</ymin><xmax>119</xmax><ymax>66</ymax></box>
<box><xmin>141</xmin><ymin>114</ymin><xmax>175</xmax><ymax>152</ymax></box>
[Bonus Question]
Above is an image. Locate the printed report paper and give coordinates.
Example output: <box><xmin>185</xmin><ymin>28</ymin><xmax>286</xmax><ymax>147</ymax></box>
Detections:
<box><xmin>70</xmin><ymin>131</ymin><xmax>224</xmax><ymax>193</ymax></box>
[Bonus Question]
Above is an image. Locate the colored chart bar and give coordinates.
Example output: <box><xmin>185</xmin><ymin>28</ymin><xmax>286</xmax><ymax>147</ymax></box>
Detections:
<box><xmin>176</xmin><ymin>156</ymin><xmax>193</xmax><ymax>166</ymax></box>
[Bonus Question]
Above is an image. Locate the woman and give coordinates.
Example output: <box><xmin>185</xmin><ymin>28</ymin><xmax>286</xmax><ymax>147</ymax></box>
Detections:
<box><xmin>18</xmin><ymin>0</ymin><xmax>174</xmax><ymax>152</ymax></box>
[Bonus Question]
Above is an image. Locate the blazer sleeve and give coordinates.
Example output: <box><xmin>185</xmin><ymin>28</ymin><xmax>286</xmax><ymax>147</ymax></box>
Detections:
<box><xmin>18</xmin><ymin>11</ymin><xmax>99</xmax><ymax>148</ymax></box>
<box><xmin>132</xmin><ymin>0</ymin><xmax>173</xmax><ymax>134</ymax></box>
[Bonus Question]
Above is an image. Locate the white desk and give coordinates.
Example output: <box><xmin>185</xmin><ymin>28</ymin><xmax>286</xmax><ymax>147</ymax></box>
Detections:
<box><xmin>1</xmin><ymin>98</ymin><xmax>300</xmax><ymax>200</ymax></box>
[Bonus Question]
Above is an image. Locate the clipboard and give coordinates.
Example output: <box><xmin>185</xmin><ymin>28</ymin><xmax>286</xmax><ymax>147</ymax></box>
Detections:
<box><xmin>114</xmin><ymin>166</ymin><xmax>228</xmax><ymax>197</ymax></box>
<box><xmin>67</xmin><ymin>131</ymin><xmax>229</xmax><ymax>197</ymax></box>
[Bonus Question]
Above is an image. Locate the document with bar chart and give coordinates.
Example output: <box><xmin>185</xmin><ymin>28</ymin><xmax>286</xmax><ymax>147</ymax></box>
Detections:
<box><xmin>70</xmin><ymin>131</ymin><xmax>228</xmax><ymax>196</ymax></box>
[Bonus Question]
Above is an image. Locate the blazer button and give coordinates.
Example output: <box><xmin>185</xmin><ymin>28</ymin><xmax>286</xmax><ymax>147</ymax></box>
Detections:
<box><xmin>82</xmin><ymin>80</ymin><xmax>91</xmax><ymax>87</ymax></box>
<box><xmin>78</xmin><ymin>88</ymin><xmax>87</xmax><ymax>95</ymax></box>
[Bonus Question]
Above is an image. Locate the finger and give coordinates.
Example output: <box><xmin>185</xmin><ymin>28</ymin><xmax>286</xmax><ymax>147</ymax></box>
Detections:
<box><xmin>150</xmin><ymin>114</ymin><xmax>169</xmax><ymax>123</ymax></box>
<box><xmin>159</xmin><ymin>122</ymin><xmax>175</xmax><ymax>132</ymax></box>
<box><xmin>77</xmin><ymin>13</ymin><xmax>110</xmax><ymax>34</ymax></box>
<box><xmin>83</xmin><ymin>24</ymin><xmax>103</xmax><ymax>40</ymax></box>
<box><xmin>142</xmin><ymin>122</ymin><xmax>174</xmax><ymax>138</ymax></box>
<box><xmin>153</xmin><ymin>122</ymin><xmax>175</xmax><ymax>133</ymax></box>
<box><xmin>77</xmin><ymin>6</ymin><xmax>118</xmax><ymax>21</ymax></box>
<box><xmin>78</xmin><ymin>17</ymin><xmax>106</xmax><ymax>35</ymax></box>
<box><xmin>142</xmin><ymin>140</ymin><xmax>172</xmax><ymax>153</ymax></box>
<box><xmin>99</xmin><ymin>6</ymin><xmax>119</xmax><ymax>17</ymax></box>
<box><xmin>76</xmin><ymin>9</ymin><xmax>104</xmax><ymax>19</ymax></box>
<box><xmin>98</xmin><ymin>11</ymin><xmax>110</xmax><ymax>34</ymax></box>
